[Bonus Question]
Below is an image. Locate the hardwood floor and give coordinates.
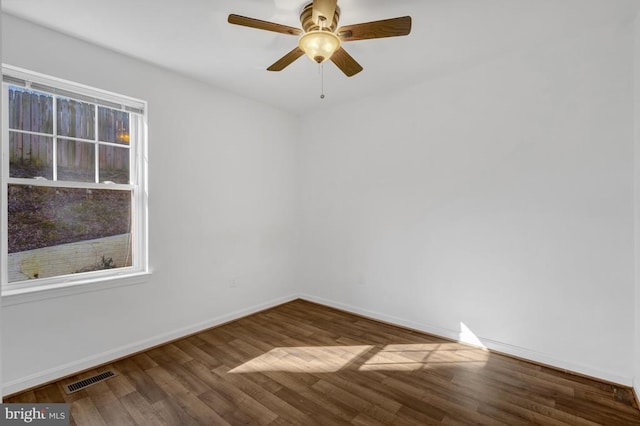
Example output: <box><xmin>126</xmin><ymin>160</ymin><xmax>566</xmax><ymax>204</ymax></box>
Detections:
<box><xmin>4</xmin><ymin>299</ymin><xmax>640</xmax><ymax>425</ymax></box>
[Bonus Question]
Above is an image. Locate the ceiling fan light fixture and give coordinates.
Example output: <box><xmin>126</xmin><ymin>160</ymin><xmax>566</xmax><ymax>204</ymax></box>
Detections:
<box><xmin>298</xmin><ymin>30</ymin><xmax>341</xmax><ymax>63</ymax></box>
<box><xmin>229</xmin><ymin>0</ymin><xmax>411</xmax><ymax>77</ymax></box>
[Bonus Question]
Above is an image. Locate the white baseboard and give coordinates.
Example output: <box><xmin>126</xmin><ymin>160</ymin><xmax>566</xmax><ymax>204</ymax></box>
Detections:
<box><xmin>634</xmin><ymin>380</ymin><xmax>640</xmax><ymax>407</ymax></box>
<box><xmin>300</xmin><ymin>293</ymin><xmax>633</xmax><ymax>387</ymax></box>
<box><xmin>2</xmin><ymin>293</ymin><xmax>300</xmax><ymax>396</ymax></box>
<box><xmin>4</xmin><ymin>292</ymin><xmax>633</xmax><ymax>396</ymax></box>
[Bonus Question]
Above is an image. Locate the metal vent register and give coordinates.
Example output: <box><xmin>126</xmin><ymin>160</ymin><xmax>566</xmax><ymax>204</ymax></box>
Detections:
<box><xmin>63</xmin><ymin>370</ymin><xmax>118</xmax><ymax>394</ymax></box>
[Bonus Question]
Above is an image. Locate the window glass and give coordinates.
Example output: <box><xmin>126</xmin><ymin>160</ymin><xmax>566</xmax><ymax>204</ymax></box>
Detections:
<box><xmin>57</xmin><ymin>139</ymin><xmax>96</xmax><ymax>183</ymax></box>
<box><xmin>8</xmin><ymin>86</ymin><xmax>53</xmax><ymax>133</ymax></box>
<box><xmin>99</xmin><ymin>107</ymin><xmax>130</xmax><ymax>145</ymax></box>
<box><xmin>8</xmin><ymin>185</ymin><xmax>132</xmax><ymax>281</ymax></box>
<box><xmin>99</xmin><ymin>145</ymin><xmax>130</xmax><ymax>184</ymax></box>
<box><xmin>9</xmin><ymin>133</ymin><xmax>54</xmax><ymax>179</ymax></box>
<box><xmin>57</xmin><ymin>98</ymin><xmax>95</xmax><ymax>139</ymax></box>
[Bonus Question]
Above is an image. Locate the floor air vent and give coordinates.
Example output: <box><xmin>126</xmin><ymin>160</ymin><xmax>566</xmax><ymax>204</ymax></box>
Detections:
<box><xmin>63</xmin><ymin>370</ymin><xmax>118</xmax><ymax>394</ymax></box>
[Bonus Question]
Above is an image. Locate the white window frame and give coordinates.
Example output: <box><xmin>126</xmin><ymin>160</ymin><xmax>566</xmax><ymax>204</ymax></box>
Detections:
<box><xmin>1</xmin><ymin>65</ymin><xmax>149</xmax><ymax>302</ymax></box>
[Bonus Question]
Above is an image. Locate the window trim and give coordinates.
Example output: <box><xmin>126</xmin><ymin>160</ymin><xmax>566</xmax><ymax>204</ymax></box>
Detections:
<box><xmin>3</xmin><ymin>65</ymin><xmax>145</xmax><ymax>113</ymax></box>
<box><xmin>1</xmin><ymin>64</ymin><xmax>149</xmax><ymax>297</ymax></box>
<box><xmin>1</xmin><ymin>271</ymin><xmax>152</xmax><ymax>307</ymax></box>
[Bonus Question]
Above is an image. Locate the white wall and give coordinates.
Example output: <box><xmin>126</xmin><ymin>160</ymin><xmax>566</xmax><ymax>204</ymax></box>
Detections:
<box><xmin>298</xmin><ymin>21</ymin><xmax>636</xmax><ymax>384</ymax></box>
<box><xmin>1</xmin><ymin>14</ymin><xmax>300</xmax><ymax>394</ymax></box>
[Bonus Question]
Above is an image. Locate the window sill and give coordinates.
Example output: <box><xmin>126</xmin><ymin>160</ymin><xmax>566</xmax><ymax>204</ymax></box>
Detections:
<box><xmin>1</xmin><ymin>270</ymin><xmax>152</xmax><ymax>307</ymax></box>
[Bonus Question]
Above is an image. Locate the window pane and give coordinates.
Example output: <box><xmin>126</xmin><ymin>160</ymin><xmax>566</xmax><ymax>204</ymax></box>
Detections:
<box><xmin>8</xmin><ymin>86</ymin><xmax>53</xmax><ymax>133</ymax></box>
<box><xmin>98</xmin><ymin>107</ymin><xmax>130</xmax><ymax>145</ymax></box>
<box><xmin>57</xmin><ymin>98</ymin><xmax>95</xmax><ymax>139</ymax></box>
<box><xmin>99</xmin><ymin>145</ymin><xmax>130</xmax><ymax>184</ymax></box>
<box><xmin>57</xmin><ymin>139</ymin><xmax>96</xmax><ymax>182</ymax></box>
<box><xmin>8</xmin><ymin>185</ymin><xmax>132</xmax><ymax>282</ymax></box>
<box><xmin>9</xmin><ymin>132</ymin><xmax>54</xmax><ymax>179</ymax></box>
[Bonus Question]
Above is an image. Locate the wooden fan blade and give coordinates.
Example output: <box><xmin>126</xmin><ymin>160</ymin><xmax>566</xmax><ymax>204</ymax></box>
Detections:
<box><xmin>312</xmin><ymin>0</ymin><xmax>337</xmax><ymax>27</ymax></box>
<box><xmin>330</xmin><ymin>47</ymin><xmax>363</xmax><ymax>77</ymax></box>
<box><xmin>338</xmin><ymin>16</ymin><xmax>412</xmax><ymax>42</ymax></box>
<box><xmin>267</xmin><ymin>47</ymin><xmax>305</xmax><ymax>71</ymax></box>
<box><xmin>228</xmin><ymin>14</ymin><xmax>302</xmax><ymax>36</ymax></box>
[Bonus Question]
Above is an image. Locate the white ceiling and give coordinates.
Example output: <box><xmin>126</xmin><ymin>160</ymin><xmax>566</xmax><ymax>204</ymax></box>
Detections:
<box><xmin>3</xmin><ymin>0</ymin><xmax>640</xmax><ymax>115</ymax></box>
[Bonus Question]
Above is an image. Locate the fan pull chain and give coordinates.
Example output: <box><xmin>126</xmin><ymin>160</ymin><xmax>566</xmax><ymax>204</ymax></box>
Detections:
<box><xmin>320</xmin><ymin>63</ymin><xmax>325</xmax><ymax>99</ymax></box>
<box><xmin>319</xmin><ymin>16</ymin><xmax>326</xmax><ymax>99</ymax></box>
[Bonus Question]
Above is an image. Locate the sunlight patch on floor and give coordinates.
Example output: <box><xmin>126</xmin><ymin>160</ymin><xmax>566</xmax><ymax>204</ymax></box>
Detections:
<box><xmin>229</xmin><ymin>345</ymin><xmax>374</xmax><ymax>373</ymax></box>
<box><xmin>357</xmin><ymin>342</ymin><xmax>489</xmax><ymax>372</ymax></box>
<box><xmin>229</xmin><ymin>340</ymin><xmax>490</xmax><ymax>374</ymax></box>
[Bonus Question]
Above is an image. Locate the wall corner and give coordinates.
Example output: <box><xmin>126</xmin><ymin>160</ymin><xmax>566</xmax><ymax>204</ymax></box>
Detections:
<box><xmin>633</xmin><ymin>9</ymin><xmax>640</xmax><ymax>411</ymax></box>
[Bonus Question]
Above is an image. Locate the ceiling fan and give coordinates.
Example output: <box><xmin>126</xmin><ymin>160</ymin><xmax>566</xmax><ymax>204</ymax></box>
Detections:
<box><xmin>228</xmin><ymin>0</ymin><xmax>412</xmax><ymax>77</ymax></box>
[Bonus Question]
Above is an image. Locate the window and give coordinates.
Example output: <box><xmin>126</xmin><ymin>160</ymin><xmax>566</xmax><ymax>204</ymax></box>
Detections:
<box><xmin>1</xmin><ymin>65</ymin><xmax>148</xmax><ymax>295</ymax></box>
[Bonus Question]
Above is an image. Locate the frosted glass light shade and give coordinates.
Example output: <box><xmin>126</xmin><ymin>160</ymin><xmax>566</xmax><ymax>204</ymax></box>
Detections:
<box><xmin>298</xmin><ymin>30</ymin><xmax>341</xmax><ymax>63</ymax></box>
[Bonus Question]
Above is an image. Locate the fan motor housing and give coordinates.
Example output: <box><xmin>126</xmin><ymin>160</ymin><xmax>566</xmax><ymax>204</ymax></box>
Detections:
<box><xmin>300</xmin><ymin>2</ymin><xmax>340</xmax><ymax>33</ymax></box>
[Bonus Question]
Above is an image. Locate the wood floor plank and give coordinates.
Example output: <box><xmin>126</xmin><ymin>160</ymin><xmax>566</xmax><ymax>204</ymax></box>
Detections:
<box><xmin>172</xmin><ymin>338</ymin><xmax>223</xmax><ymax>370</ymax></box>
<box><xmin>385</xmin><ymin>376</ymin><xmax>503</xmax><ymax>425</ymax></box>
<box><xmin>273</xmin><ymin>386</ymin><xmax>352</xmax><ymax>425</ymax></box>
<box><xmin>151</xmin><ymin>397</ymin><xmax>199</xmax><ymax>426</ymax></box>
<box><xmin>198</xmin><ymin>390</ymin><xmax>257</xmax><ymax>425</ymax></box>
<box><xmin>33</xmin><ymin>383</ymin><xmax>66</xmax><ymax>403</ymax></box>
<box><xmin>154</xmin><ymin>361</ymin><xmax>211</xmax><ymax>396</ymax></box>
<box><xmin>322</xmin><ymin>372</ymin><xmax>403</xmax><ymax>417</ymax></box>
<box><xmin>116</xmin><ymin>359</ymin><xmax>168</xmax><ymax>404</ymax></box>
<box><xmin>311</xmin><ymin>379</ymin><xmax>399</xmax><ymax>424</ymax></box>
<box><xmin>351</xmin><ymin>412</ymin><xmax>392</xmax><ymax>426</ymax></box>
<box><xmin>4</xmin><ymin>390</ymin><xmax>37</xmax><ymax>403</ymax></box>
<box><xmin>208</xmin><ymin>365</ymin><xmax>296</xmax><ymax>425</ymax></box>
<box><xmin>217</xmin><ymin>372</ymin><xmax>309</xmax><ymax>424</ymax></box>
<box><xmin>144</xmin><ymin>365</ymin><xmax>232</xmax><ymax>425</ymax></box>
<box><xmin>119</xmin><ymin>391</ymin><xmax>168</xmax><ymax>426</ymax></box>
<box><xmin>129</xmin><ymin>353</ymin><xmax>158</xmax><ymax>371</ymax></box>
<box><xmin>96</xmin><ymin>399</ymin><xmax>137</xmax><ymax>426</ymax></box>
<box><xmin>4</xmin><ymin>299</ymin><xmax>640</xmax><ymax>425</ymax></box>
<box><xmin>70</xmin><ymin>397</ymin><xmax>107</xmax><ymax>426</ymax></box>
<box><xmin>105</xmin><ymin>373</ymin><xmax>136</xmax><ymax>399</ymax></box>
